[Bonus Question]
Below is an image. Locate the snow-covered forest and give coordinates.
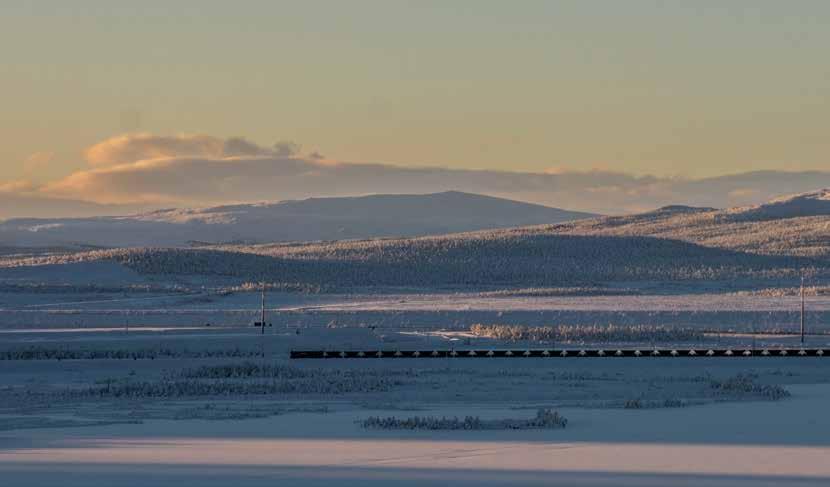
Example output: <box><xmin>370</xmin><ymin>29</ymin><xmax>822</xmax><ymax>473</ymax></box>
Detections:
<box><xmin>0</xmin><ymin>233</ymin><xmax>821</xmax><ymax>292</ymax></box>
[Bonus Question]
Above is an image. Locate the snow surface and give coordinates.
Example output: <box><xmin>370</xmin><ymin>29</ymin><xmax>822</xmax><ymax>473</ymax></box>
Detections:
<box><xmin>2</xmin><ymin>290</ymin><xmax>828</xmax><ymax>338</ymax></box>
<box><xmin>1</xmin><ymin>384</ymin><xmax>829</xmax><ymax>486</ymax></box>
<box><xmin>1</xmin><ymin>318</ymin><xmax>829</xmax><ymax>486</ymax></box>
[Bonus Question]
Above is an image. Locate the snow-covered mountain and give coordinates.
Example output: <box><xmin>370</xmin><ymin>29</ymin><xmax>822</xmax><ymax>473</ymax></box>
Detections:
<box><xmin>0</xmin><ymin>191</ymin><xmax>597</xmax><ymax>248</ymax></box>
<box><xmin>0</xmin><ymin>192</ymin><xmax>141</xmax><ymax>220</ymax></box>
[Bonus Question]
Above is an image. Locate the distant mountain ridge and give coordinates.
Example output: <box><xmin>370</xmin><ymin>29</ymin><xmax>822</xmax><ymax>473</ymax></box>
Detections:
<box><xmin>0</xmin><ymin>191</ymin><xmax>597</xmax><ymax>248</ymax></box>
<box><xmin>0</xmin><ymin>192</ymin><xmax>142</xmax><ymax>221</ymax></box>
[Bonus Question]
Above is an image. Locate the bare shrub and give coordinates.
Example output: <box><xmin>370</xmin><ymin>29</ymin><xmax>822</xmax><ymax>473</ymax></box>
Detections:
<box><xmin>361</xmin><ymin>408</ymin><xmax>567</xmax><ymax>430</ymax></box>
<box><xmin>709</xmin><ymin>374</ymin><xmax>790</xmax><ymax>400</ymax></box>
<box><xmin>177</xmin><ymin>362</ymin><xmax>410</xmax><ymax>381</ymax></box>
<box><xmin>47</xmin><ymin>364</ymin><xmax>405</xmax><ymax>399</ymax></box>
<box><xmin>623</xmin><ymin>399</ymin><xmax>642</xmax><ymax>409</ymax></box>
<box><xmin>80</xmin><ymin>376</ymin><xmax>394</xmax><ymax>398</ymax></box>
<box><xmin>469</xmin><ymin>323</ymin><xmax>703</xmax><ymax>343</ymax></box>
<box><xmin>623</xmin><ymin>398</ymin><xmax>686</xmax><ymax>409</ymax></box>
<box><xmin>0</xmin><ymin>346</ymin><xmax>262</xmax><ymax>361</ymax></box>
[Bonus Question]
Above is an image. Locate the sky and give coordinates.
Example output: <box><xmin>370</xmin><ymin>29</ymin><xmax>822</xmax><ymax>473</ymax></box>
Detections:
<box><xmin>1</xmin><ymin>1</ymin><xmax>829</xmax><ymax>216</ymax></box>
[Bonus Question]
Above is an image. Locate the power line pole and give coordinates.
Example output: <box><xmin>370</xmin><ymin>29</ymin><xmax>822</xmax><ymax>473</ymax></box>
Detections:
<box><xmin>261</xmin><ymin>281</ymin><xmax>266</xmax><ymax>336</ymax></box>
<box><xmin>800</xmin><ymin>275</ymin><xmax>805</xmax><ymax>345</ymax></box>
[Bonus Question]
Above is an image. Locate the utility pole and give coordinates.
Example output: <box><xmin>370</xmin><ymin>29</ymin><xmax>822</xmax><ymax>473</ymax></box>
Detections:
<box><xmin>261</xmin><ymin>281</ymin><xmax>266</xmax><ymax>335</ymax></box>
<box><xmin>800</xmin><ymin>275</ymin><xmax>805</xmax><ymax>345</ymax></box>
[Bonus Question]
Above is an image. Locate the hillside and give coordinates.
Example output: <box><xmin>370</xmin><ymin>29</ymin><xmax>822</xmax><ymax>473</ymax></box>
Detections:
<box><xmin>2</xmin><ymin>189</ymin><xmax>828</xmax><ymax>292</ymax></box>
<box><xmin>0</xmin><ymin>191</ymin><xmax>596</xmax><ymax>248</ymax></box>
<box><xmin>550</xmin><ymin>189</ymin><xmax>830</xmax><ymax>258</ymax></box>
<box><xmin>2</xmin><ymin>228</ymin><xmax>820</xmax><ymax>292</ymax></box>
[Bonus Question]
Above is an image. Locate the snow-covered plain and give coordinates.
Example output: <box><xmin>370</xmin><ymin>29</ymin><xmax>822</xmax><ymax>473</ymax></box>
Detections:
<box><xmin>2</xmin><ymin>381</ymin><xmax>830</xmax><ymax>486</ymax></box>
<box><xmin>1</xmin><ymin>293</ymin><xmax>829</xmax><ymax>486</ymax></box>
<box><xmin>2</xmin><ymin>289</ymin><xmax>828</xmax><ymax>341</ymax></box>
<box><xmin>2</xmin><ymin>273</ymin><xmax>829</xmax><ymax>485</ymax></box>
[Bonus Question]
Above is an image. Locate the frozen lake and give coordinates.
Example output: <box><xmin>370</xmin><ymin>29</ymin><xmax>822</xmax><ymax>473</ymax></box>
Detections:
<box><xmin>2</xmin><ymin>384</ymin><xmax>829</xmax><ymax>486</ymax></box>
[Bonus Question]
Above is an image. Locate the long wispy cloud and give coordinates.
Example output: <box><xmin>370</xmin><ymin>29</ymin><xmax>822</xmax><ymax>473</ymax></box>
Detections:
<box><xmin>82</xmin><ymin>133</ymin><xmax>275</xmax><ymax>167</ymax></box>
<box><xmin>6</xmin><ymin>133</ymin><xmax>830</xmax><ymax>217</ymax></box>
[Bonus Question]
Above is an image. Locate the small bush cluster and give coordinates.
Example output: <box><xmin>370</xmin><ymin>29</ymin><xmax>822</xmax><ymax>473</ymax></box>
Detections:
<box><xmin>177</xmin><ymin>362</ymin><xmax>408</xmax><ymax>381</ymax></box>
<box><xmin>709</xmin><ymin>374</ymin><xmax>790</xmax><ymax>400</ymax></box>
<box><xmin>53</xmin><ymin>363</ymin><xmax>406</xmax><ymax>399</ymax></box>
<box><xmin>80</xmin><ymin>378</ymin><xmax>391</xmax><ymax>398</ymax></box>
<box><xmin>469</xmin><ymin>323</ymin><xmax>704</xmax><ymax>343</ymax></box>
<box><xmin>179</xmin><ymin>363</ymin><xmax>304</xmax><ymax>379</ymax></box>
<box><xmin>0</xmin><ymin>283</ymin><xmax>189</xmax><ymax>294</ymax></box>
<box><xmin>731</xmin><ymin>286</ymin><xmax>830</xmax><ymax>297</ymax></box>
<box><xmin>624</xmin><ymin>399</ymin><xmax>642</xmax><ymax>409</ymax></box>
<box><xmin>170</xmin><ymin>403</ymin><xmax>328</xmax><ymax>421</ymax></box>
<box><xmin>361</xmin><ymin>408</ymin><xmax>567</xmax><ymax>430</ymax></box>
<box><xmin>226</xmin><ymin>281</ymin><xmax>328</xmax><ymax>294</ymax></box>
<box><xmin>0</xmin><ymin>347</ymin><xmax>263</xmax><ymax>361</ymax></box>
<box><xmin>624</xmin><ymin>398</ymin><xmax>686</xmax><ymax>409</ymax></box>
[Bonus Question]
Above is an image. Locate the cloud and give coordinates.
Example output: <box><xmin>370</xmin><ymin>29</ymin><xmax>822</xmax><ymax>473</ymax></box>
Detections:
<box><xmin>82</xmin><ymin>133</ymin><xmax>299</xmax><ymax>166</ymax></box>
<box><xmin>222</xmin><ymin>137</ymin><xmax>272</xmax><ymax>158</ymax></box>
<box><xmin>84</xmin><ymin>134</ymin><xmax>227</xmax><ymax>166</ymax></box>
<box><xmin>23</xmin><ymin>151</ymin><xmax>55</xmax><ymax>174</ymax></box>
<box><xmin>0</xmin><ymin>180</ymin><xmax>39</xmax><ymax>194</ymax></box>
<box><xmin>8</xmin><ymin>133</ymin><xmax>830</xmax><ymax>216</ymax></box>
<box><xmin>272</xmin><ymin>141</ymin><xmax>301</xmax><ymax>158</ymax></box>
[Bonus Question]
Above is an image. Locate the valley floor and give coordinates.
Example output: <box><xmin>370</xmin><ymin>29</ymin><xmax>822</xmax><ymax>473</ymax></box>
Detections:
<box><xmin>2</xmin><ymin>289</ymin><xmax>830</xmax><ymax>486</ymax></box>
<box><xmin>2</xmin><ymin>383</ymin><xmax>830</xmax><ymax>486</ymax></box>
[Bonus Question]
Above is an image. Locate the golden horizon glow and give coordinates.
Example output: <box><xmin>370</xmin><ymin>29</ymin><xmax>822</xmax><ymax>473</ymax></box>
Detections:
<box><xmin>2</xmin><ymin>1</ymin><xmax>829</xmax><ymax>188</ymax></box>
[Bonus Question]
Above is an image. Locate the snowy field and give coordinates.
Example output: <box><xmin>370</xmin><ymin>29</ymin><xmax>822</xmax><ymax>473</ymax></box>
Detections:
<box><xmin>2</xmin><ymin>289</ymin><xmax>828</xmax><ymax>335</ymax></box>
<box><xmin>2</xmin><ymin>374</ymin><xmax>830</xmax><ymax>486</ymax></box>
<box><xmin>2</xmin><ymin>287</ymin><xmax>829</xmax><ymax>485</ymax></box>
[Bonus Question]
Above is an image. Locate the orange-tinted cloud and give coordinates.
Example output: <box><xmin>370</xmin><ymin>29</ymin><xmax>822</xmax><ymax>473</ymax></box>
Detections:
<box><xmin>0</xmin><ymin>180</ymin><xmax>39</xmax><ymax>194</ymax></box>
<box><xmin>6</xmin><ymin>134</ymin><xmax>830</xmax><ymax>216</ymax></box>
<box><xmin>83</xmin><ymin>133</ymin><xmax>278</xmax><ymax>167</ymax></box>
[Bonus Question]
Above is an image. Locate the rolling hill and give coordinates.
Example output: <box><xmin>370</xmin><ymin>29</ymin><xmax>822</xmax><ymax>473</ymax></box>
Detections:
<box><xmin>0</xmin><ymin>191</ymin><xmax>596</xmax><ymax>248</ymax></box>
<box><xmin>550</xmin><ymin>189</ymin><xmax>830</xmax><ymax>258</ymax></box>
<box><xmin>1</xmin><ymin>224</ymin><xmax>820</xmax><ymax>293</ymax></box>
<box><xmin>2</xmin><ymin>189</ymin><xmax>828</xmax><ymax>292</ymax></box>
